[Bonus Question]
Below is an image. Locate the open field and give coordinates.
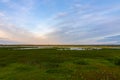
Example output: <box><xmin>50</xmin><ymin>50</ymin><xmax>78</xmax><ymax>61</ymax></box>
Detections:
<box><xmin>0</xmin><ymin>45</ymin><xmax>120</xmax><ymax>80</ymax></box>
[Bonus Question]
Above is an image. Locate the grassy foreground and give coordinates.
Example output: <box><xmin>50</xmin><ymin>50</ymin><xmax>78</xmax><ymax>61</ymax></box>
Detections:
<box><xmin>0</xmin><ymin>47</ymin><xmax>120</xmax><ymax>80</ymax></box>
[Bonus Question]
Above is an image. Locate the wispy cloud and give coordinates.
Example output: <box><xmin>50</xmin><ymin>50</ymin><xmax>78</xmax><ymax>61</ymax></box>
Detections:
<box><xmin>45</xmin><ymin>2</ymin><xmax>120</xmax><ymax>44</ymax></box>
<box><xmin>0</xmin><ymin>0</ymin><xmax>120</xmax><ymax>44</ymax></box>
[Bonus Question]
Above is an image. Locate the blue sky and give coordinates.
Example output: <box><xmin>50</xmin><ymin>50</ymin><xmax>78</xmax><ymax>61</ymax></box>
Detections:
<box><xmin>0</xmin><ymin>0</ymin><xmax>120</xmax><ymax>44</ymax></box>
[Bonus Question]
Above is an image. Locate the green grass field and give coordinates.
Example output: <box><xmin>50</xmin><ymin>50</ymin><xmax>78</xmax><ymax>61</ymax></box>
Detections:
<box><xmin>0</xmin><ymin>46</ymin><xmax>120</xmax><ymax>80</ymax></box>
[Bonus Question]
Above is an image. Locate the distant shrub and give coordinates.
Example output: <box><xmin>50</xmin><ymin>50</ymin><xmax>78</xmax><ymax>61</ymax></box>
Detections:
<box><xmin>14</xmin><ymin>64</ymin><xmax>35</xmax><ymax>72</ymax></box>
<box><xmin>73</xmin><ymin>59</ymin><xmax>89</xmax><ymax>65</ymax></box>
<box><xmin>0</xmin><ymin>62</ymin><xmax>7</xmax><ymax>67</ymax></box>
<box><xmin>44</xmin><ymin>63</ymin><xmax>59</xmax><ymax>68</ymax></box>
<box><xmin>114</xmin><ymin>58</ymin><xmax>120</xmax><ymax>65</ymax></box>
<box><xmin>107</xmin><ymin>57</ymin><xmax>120</xmax><ymax>66</ymax></box>
<box><xmin>46</xmin><ymin>69</ymin><xmax>73</xmax><ymax>74</ymax></box>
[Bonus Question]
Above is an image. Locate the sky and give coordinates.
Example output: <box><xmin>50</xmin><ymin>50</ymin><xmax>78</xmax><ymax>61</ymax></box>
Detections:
<box><xmin>0</xmin><ymin>0</ymin><xmax>120</xmax><ymax>45</ymax></box>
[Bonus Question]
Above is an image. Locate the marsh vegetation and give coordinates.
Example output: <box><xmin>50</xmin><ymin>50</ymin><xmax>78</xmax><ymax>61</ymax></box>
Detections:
<box><xmin>0</xmin><ymin>45</ymin><xmax>120</xmax><ymax>80</ymax></box>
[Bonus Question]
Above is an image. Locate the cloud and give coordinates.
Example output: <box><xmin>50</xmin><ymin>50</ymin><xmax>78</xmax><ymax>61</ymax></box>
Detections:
<box><xmin>0</xmin><ymin>15</ymin><xmax>59</xmax><ymax>44</ymax></box>
<box><xmin>0</xmin><ymin>0</ymin><xmax>61</xmax><ymax>44</ymax></box>
<box><xmin>0</xmin><ymin>0</ymin><xmax>10</xmax><ymax>3</ymax></box>
<box><xmin>0</xmin><ymin>12</ymin><xmax>5</xmax><ymax>17</ymax></box>
<box><xmin>0</xmin><ymin>0</ymin><xmax>120</xmax><ymax>44</ymax></box>
<box><xmin>98</xmin><ymin>35</ymin><xmax>120</xmax><ymax>44</ymax></box>
<box><xmin>45</xmin><ymin>3</ymin><xmax>120</xmax><ymax>44</ymax></box>
<box><xmin>0</xmin><ymin>0</ymin><xmax>37</xmax><ymax>32</ymax></box>
<box><xmin>0</xmin><ymin>12</ymin><xmax>46</xmax><ymax>44</ymax></box>
<box><xmin>0</xmin><ymin>38</ymin><xmax>20</xmax><ymax>44</ymax></box>
<box><xmin>0</xmin><ymin>23</ymin><xmax>51</xmax><ymax>44</ymax></box>
<box><xmin>54</xmin><ymin>12</ymin><xmax>68</xmax><ymax>20</ymax></box>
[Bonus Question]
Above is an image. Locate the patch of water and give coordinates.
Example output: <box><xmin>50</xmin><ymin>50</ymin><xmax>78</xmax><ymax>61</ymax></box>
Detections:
<box><xmin>13</xmin><ymin>46</ymin><xmax>53</xmax><ymax>50</ymax></box>
<box><xmin>57</xmin><ymin>47</ymin><xmax>102</xmax><ymax>51</ymax></box>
